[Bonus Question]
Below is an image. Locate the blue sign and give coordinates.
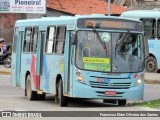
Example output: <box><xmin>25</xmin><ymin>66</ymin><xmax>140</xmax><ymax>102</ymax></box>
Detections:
<box><xmin>103</xmin><ymin>78</ymin><xmax>110</xmax><ymax>84</ymax></box>
<box><xmin>128</xmin><ymin>73</ymin><xmax>133</xmax><ymax>78</ymax></box>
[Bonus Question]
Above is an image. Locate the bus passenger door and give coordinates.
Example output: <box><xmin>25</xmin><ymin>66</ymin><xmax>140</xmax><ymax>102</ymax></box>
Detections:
<box><xmin>11</xmin><ymin>28</ymin><xmax>23</xmax><ymax>87</ymax></box>
<box><xmin>64</xmin><ymin>31</ymin><xmax>70</xmax><ymax>95</ymax></box>
<box><xmin>64</xmin><ymin>31</ymin><xmax>74</xmax><ymax>96</ymax></box>
<box><xmin>36</xmin><ymin>30</ymin><xmax>46</xmax><ymax>90</ymax></box>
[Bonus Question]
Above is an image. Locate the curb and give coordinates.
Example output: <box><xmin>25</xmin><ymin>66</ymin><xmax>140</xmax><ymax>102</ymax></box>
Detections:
<box><xmin>145</xmin><ymin>80</ymin><xmax>160</xmax><ymax>85</ymax></box>
<box><xmin>139</xmin><ymin>107</ymin><xmax>160</xmax><ymax>111</ymax></box>
<box><xmin>0</xmin><ymin>71</ymin><xmax>11</xmax><ymax>75</ymax></box>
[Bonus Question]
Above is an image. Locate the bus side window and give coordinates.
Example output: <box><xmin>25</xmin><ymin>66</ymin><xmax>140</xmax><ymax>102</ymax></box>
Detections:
<box><xmin>157</xmin><ymin>19</ymin><xmax>160</xmax><ymax>39</ymax></box>
<box><xmin>45</xmin><ymin>26</ymin><xmax>56</xmax><ymax>54</ymax></box>
<box><xmin>141</xmin><ymin>19</ymin><xmax>156</xmax><ymax>39</ymax></box>
<box><xmin>23</xmin><ymin>27</ymin><xmax>32</xmax><ymax>52</ymax></box>
<box><xmin>31</xmin><ymin>27</ymin><xmax>39</xmax><ymax>53</ymax></box>
<box><xmin>55</xmin><ymin>26</ymin><xmax>66</xmax><ymax>54</ymax></box>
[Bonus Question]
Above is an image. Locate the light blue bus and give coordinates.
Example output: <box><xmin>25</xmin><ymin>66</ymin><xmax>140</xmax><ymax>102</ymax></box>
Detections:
<box><xmin>121</xmin><ymin>10</ymin><xmax>160</xmax><ymax>73</ymax></box>
<box><xmin>11</xmin><ymin>14</ymin><xmax>147</xmax><ymax>107</ymax></box>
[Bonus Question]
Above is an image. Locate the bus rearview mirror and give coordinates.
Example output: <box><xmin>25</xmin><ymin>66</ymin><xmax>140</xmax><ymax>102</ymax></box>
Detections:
<box><xmin>145</xmin><ymin>44</ymin><xmax>149</xmax><ymax>59</ymax></box>
<box><xmin>144</xmin><ymin>37</ymin><xmax>149</xmax><ymax>59</ymax></box>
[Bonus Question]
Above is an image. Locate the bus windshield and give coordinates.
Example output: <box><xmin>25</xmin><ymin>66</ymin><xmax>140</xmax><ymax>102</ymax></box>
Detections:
<box><xmin>76</xmin><ymin>31</ymin><xmax>144</xmax><ymax>73</ymax></box>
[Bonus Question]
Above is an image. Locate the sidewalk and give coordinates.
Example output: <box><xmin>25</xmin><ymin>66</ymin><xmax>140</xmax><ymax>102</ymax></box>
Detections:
<box><xmin>0</xmin><ymin>65</ymin><xmax>160</xmax><ymax>84</ymax></box>
<box><xmin>0</xmin><ymin>65</ymin><xmax>11</xmax><ymax>75</ymax></box>
<box><xmin>145</xmin><ymin>73</ymin><xmax>160</xmax><ymax>84</ymax></box>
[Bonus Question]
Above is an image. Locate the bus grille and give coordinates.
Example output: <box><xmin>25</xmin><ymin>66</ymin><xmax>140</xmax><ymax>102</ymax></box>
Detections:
<box><xmin>89</xmin><ymin>81</ymin><xmax>131</xmax><ymax>89</ymax></box>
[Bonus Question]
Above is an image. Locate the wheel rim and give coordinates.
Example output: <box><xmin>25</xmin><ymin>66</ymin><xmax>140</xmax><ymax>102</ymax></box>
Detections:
<box><xmin>147</xmin><ymin>60</ymin><xmax>156</xmax><ymax>72</ymax></box>
<box><xmin>58</xmin><ymin>82</ymin><xmax>61</xmax><ymax>102</ymax></box>
<box><xmin>4</xmin><ymin>58</ymin><xmax>11</xmax><ymax>68</ymax></box>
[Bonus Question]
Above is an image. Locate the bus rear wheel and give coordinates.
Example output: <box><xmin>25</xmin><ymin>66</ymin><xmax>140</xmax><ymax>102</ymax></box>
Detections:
<box><xmin>38</xmin><ymin>94</ymin><xmax>46</xmax><ymax>100</ymax></box>
<box><xmin>57</xmin><ymin>79</ymin><xmax>68</xmax><ymax>107</ymax></box>
<box><xmin>118</xmin><ymin>100</ymin><xmax>127</xmax><ymax>106</ymax></box>
<box><xmin>145</xmin><ymin>56</ymin><xmax>158</xmax><ymax>73</ymax></box>
<box><xmin>26</xmin><ymin>75</ymin><xmax>37</xmax><ymax>100</ymax></box>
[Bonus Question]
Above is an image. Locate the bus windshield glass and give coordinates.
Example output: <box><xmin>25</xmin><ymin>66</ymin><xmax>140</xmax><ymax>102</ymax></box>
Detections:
<box><xmin>76</xmin><ymin>31</ymin><xmax>144</xmax><ymax>73</ymax></box>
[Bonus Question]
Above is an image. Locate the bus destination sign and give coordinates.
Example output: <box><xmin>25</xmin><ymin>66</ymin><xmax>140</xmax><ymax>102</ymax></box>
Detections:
<box><xmin>77</xmin><ymin>18</ymin><xmax>143</xmax><ymax>31</ymax></box>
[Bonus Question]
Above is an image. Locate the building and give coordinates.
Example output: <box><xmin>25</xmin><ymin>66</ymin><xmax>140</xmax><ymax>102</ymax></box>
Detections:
<box><xmin>128</xmin><ymin>0</ymin><xmax>160</xmax><ymax>10</ymax></box>
<box><xmin>111</xmin><ymin>0</ymin><xmax>160</xmax><ymax>9</ymax></box>
<box><xmin>28</xmin><ymin>0</ymin><xmax>127</xmax><ymax>18</ymax></box>
<box><xmin>0</xmin><ymin>0</ymin><xmax>127</xmax><ymax>43</ymax></box>
<box><xmin>0</xmin><ymin>13</ymin><xmax>26</xmax><ymax>43</ymax></box>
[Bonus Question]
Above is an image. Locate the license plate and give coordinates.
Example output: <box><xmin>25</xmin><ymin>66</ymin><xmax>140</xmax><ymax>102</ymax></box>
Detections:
<box><xmin>105</xmin><ymin>91</ymin><xmax>116</xmax><ymax>96</ymax></box>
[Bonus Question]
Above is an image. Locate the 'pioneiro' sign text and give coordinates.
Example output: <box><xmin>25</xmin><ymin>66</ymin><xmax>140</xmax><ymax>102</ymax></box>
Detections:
<box><xmin>0</xmin><ymin>0</ymin><xmax>46</xmax><ymax>14</ymax></box>
<box><xmin>15</xmin><ymin>0</ymin><xmax>41</xmax><ymax>5</ymax></box>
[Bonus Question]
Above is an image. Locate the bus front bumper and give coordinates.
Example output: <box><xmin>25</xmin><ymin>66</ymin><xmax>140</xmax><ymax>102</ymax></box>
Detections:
<box><xmin>72</xmin><ymin>81</ymin><xmax>144</xmax><ymax>100</ymax></box>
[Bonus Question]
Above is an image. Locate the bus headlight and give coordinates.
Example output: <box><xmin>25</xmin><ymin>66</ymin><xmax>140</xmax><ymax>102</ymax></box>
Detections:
<box><xmin>136</xmin><ymin>78</ymin><xmax>142</xmax><ymax>85</ymax></box>
<box><xmin>76</xmin><ymin>71</ymin><xmax>85</xmax><ymax>83</ymax></box>
<box><xmin>77</xmin><ymin>75</ymin><xmax>84</xmax><ymax>81</ymax></box>
<box><xmin>136</xmin><ymin>74</ymin><xmax>144</xmax><ymax>85</ymax></box>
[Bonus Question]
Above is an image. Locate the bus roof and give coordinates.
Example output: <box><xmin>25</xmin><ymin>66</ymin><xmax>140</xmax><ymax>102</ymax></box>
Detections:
<box><xmin>15</xmin><ymin>14</ymin><xmax>141</xmax><ymax>27</ymax></box>
<box><xmin>121</xmin><ymin>10</ymin><xmax>160</xmax><ymax>18</ymax></box>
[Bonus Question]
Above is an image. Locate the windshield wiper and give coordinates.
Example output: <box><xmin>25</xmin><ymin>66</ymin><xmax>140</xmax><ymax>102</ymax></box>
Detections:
<box><xmin>93</xmin><ymin>29</ymin><xmax>106</xmax><ymax>50</ymax></box>
<box><xmin>116</xmin><ymin>31</ymin><xmax>130</xmax><ymax>49</ymax></box>
<box><xmin>115</xmin><ymin>31</ymin><xmax>130</xmax><ymax>58</ymax></box>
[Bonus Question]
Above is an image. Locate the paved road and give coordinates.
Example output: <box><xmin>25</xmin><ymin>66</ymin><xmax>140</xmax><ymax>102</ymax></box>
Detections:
<box><xmin>144</xmin><ymin>84</ymin><xmax>160</xmax><ymax>101</ymax></box>
<box><xmin>0</xmin><ymin>75</ymin><xmax>160</xmax><ymax>120</ymax></box>
<box><xmin>0</xmin><ymin>75</ymin><xmax>159</xmax><ymax>111</ymax></box>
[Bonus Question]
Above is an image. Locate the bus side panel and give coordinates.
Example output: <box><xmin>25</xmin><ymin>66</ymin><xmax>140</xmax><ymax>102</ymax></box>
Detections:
<box><xmin>148</xmin><ymin>40</ymin><xmax>160</xmax><ymax>69</ymax></box>
<box><xmin>11</xmin><ymin>27</ymin><xmax>17</xmax><ymax>87</ymax></box>
<box><xmin>40</xmin><ymin>55</ymin><xmax>53</xmax><ymax>93</ymax></box>
<box><xmin>11</xmin><ymin>56</ymin><xmax>16</xmax><ymax>87</ymax></box>
<box><xmin>40</xmin><ymin>55</ymin><xmax>64</xmax><ymax>94</ymax></box>
<box><xmin>11</xmin><ymin>30</ymin><xmax>23</xmax><ymax>87</ymax></box>
<box><xmin>20</xmin><ymin>54</ymin><xmax>31</xmax><ymax>90</ymax></box>
<box><xmin>20</xmin><ymin>54</ymin><xmax>37</xmax><ymax>91</ymax></box>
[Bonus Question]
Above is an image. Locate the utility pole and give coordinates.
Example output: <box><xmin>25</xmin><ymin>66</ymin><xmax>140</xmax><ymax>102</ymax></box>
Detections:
<box><xmin>108</xmin><ymin>0</ymin><xmax>111</xmax><ymax>16</ymax></box>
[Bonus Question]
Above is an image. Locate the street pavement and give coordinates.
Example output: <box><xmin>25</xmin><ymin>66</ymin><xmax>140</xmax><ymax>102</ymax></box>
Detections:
<box><xmin>0</xmin><ymin>68</ymin><xmax>159</xmax><ymax>119</ymax></box>
<box><xmin>145</xmin><ymin>73</ymin><xmax>160</xmax><ymax>84</ymax></box>
<box><xmin>0</xmin><ymin>75</ymin><xmax>159</xmax><ymax>111</ymax></box>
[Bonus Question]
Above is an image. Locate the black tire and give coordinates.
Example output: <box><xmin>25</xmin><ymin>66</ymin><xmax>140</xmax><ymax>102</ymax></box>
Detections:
<box><xmin>118</xmin><ymin>100</ymin><xmax>127</xmax><ymax>106</ymax></box>
<box><xmin>4</xmin><ymin>56</ymin><xmax>11</xmax><ymax>68</ymax></box>
<box><xmin>103</xmin><ymin>99</ymin><xmax>117</xmax><ymax>104</ymax></box>
<box><xmin>26</xmin><ymin>75</ymin><xmax>37</xmax><ymax>100</ymax></box>
<box><xmin>38</xmin><ymin>94</ymin><xmax>46</xmax><ymax>100</ymax></box>
<box><xmin>145</xmin><ymin>56</ymin><xmax>158</xmax><ymax>73</ymax></box>
<box><xmin>57</xmin><ymin>80</ymin><xmax>68</xmax><ymax>107</ymax></box>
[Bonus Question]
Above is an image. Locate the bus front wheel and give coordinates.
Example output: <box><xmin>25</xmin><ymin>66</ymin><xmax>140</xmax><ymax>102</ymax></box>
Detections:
<box><xmin>118</xmin><ymin>100</ymin><xmax>126</xmax><ymax>106</ymax></box>
<box><xmin>146</xmin><ymin>56</ymin><xmax>158</xmax><ymax>73</ymax></box>
<box><xmin>26</xmin><ymin>75</ymin><xmax>38</xmax><ymax>100</ymax></box>
<box><xmin>57</xmin><ymin>79</ymin><xmax>68</xmax><ymax>107</ymax></box>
